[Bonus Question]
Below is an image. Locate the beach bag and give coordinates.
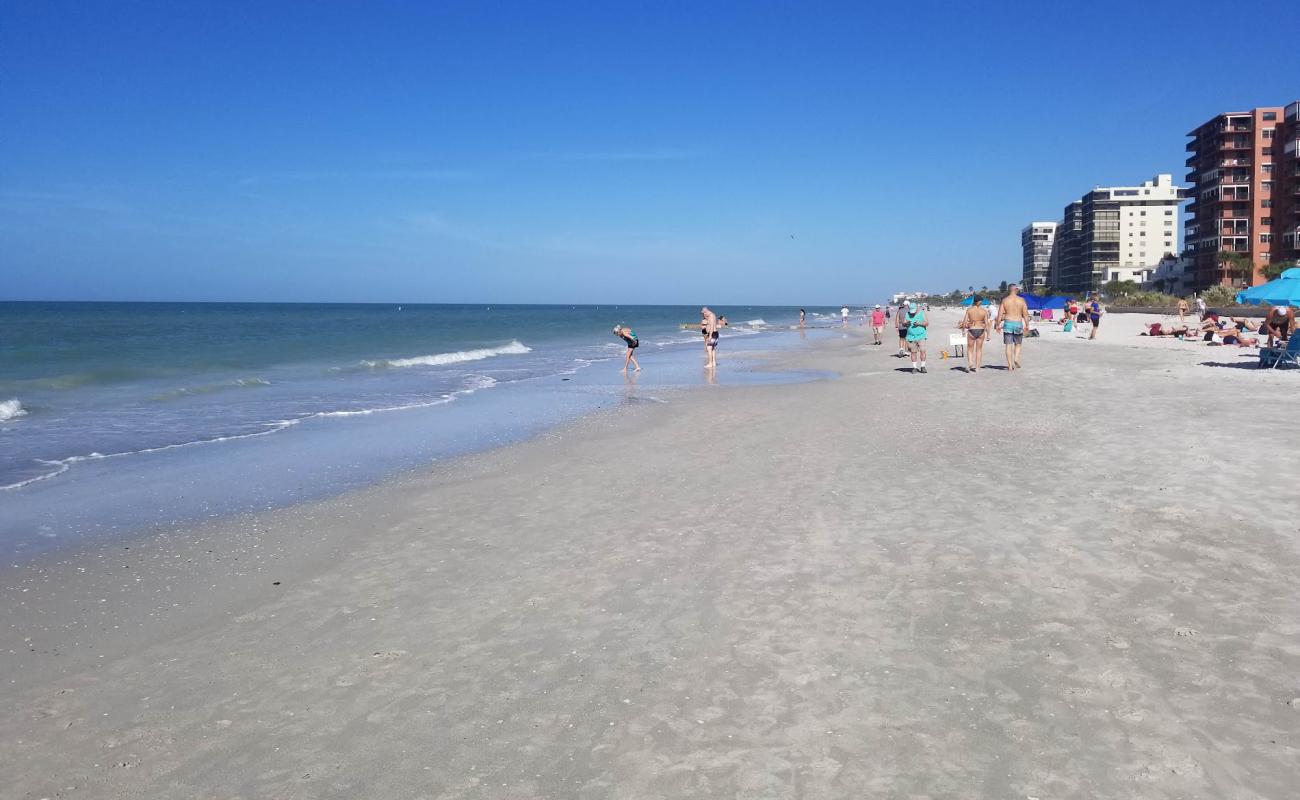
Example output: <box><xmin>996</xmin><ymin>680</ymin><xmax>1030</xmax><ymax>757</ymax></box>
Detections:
<box><xmin>1063</xmin><ymin>320</ymin><xmax>1073</xmax><ymax>332</ymax></box>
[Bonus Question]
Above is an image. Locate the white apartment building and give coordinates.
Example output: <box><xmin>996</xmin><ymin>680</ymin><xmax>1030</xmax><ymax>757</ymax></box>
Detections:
<box><xmin>1020</xmin><ymin>222</ymin><xmax>1057</xmax><ymax>289</ymax></box>
<box><xmin>1113</xmin><ymin>174</ymin><xmax>1183</xmax><ymax>281</ymax></box>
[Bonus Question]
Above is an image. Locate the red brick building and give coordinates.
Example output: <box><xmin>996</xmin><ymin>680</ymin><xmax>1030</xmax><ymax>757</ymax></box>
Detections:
<box><xmin>1278</xmin><ymin>101</ymin><xmax>1300</xmax><ymax>265</ymax></box>
<box><xmin>1184</xmin><ymin>107</ymin><xmax>1283</xmax><ymax>290</ymax></box>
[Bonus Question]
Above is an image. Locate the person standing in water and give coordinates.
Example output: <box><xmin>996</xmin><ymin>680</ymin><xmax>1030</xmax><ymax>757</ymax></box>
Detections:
<box><xmin>959</xmin><ymin>296</ymin><xmax>990</xmax><ymax>372</ymax></box>
<box><xmin>701</xmin><ymin>306</ymin><xmax>719</xmax><ymax>369</ymax></box>
<box><xmin>799</xmin><ymin>308</ymin><xmax>806</xmax><ymax>328</ymax></box>
<box><xmin>613</xmin><ymin>325</ymin><xmax>641</xmax><ymax>372</ymax></box>
<box><xmin>841</xmin><ymin>305</ymin><xmax>850</xmax><ymax>327</ymax></box>
<box><xmin>998</xmin><ymin>284</ymin><xmax>1031</xmax><ymax>370</ymax></box>
<box><xmin>904</xmin><ymin>301</ymin><xmax>929</xmax><ymax>373</ymax></box>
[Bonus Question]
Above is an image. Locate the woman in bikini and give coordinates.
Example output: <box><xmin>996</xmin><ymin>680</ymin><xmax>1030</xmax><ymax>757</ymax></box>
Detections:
<box><xmin>959</xmin><ymin>297</ymin><xmax>990</xmax><ymax>372</ymax></box>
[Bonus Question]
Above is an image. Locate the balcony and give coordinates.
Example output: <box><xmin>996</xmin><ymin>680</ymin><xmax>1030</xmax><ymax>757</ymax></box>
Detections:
<box><xmin>1220</xmin><ymin>158</ymin><xmax>1252</xmax><ymax>167</ymax></box>
<box><xmin>1286</xmin><ymin>139</ymin><xmax>1300</xmax><ymax>157</ymax></box>
<box><xmin>1220</xmin><ymin>222</ymin><xmax>1250</xmax><ymax>235</ymax></box>
<box><xmin>1287</xmin><ymin>101</ymin><xmax>1299</xmax><ymax>122</ymax></box>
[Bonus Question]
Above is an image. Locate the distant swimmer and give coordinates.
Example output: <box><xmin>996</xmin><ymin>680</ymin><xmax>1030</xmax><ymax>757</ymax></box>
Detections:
<box><xmin>998</xmin><ymin>284</ymin><xmax>1030</xmax><ymax>370</ymax></box>
<box><xmin>613</xmin><ymin>325</ymin><xmax>641</xmax><ymax>372</ymax></box>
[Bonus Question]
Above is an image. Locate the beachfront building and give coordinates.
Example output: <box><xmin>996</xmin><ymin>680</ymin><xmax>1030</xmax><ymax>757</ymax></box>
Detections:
<box><xmin>1184</xmin><ymin>106</ymin><xmax>1284</xmax><ymax>289</ymax></box>
<box><xmin>1279</xmin><ymin>101</ymin><xmax>1300</xmax><ymax>265</ymax></box>
<box><xmin>1145</xmin><ymin>253</ymin><xmax>1195</xmax><ymax>296</ymax></box>
<box><xmin>1052</xmin><ymin>175</ymin><xmax>1186</xmax><ymax>296</ymax></box>
<box><xmin>1020</xmin><ymin>222</ymin><xmax>1056</xmax><ymax>289</ymax></box>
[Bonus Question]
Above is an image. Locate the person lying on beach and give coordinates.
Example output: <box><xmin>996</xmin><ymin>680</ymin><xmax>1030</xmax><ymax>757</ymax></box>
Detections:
<box><xmin>1230</xmin><ymin>317</ymin><xmax>1260</xmax><ymax>333</ymax></box>
<box><xmin>1143</xmin><ymin>322</ymin><xmax>1190</xmax><ymax>337</ymax></box>
<box><xmin>613</xmin><ymin>325</ymin><xmax>641</xmax><ymax>372</ymax></box>
<box><xmin>1213</xmin><ymin>330</ymin><xmax>1259</xmax><ymax>347</ymax></box>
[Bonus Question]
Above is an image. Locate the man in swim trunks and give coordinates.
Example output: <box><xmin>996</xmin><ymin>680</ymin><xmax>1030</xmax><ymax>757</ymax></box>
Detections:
<box><xmin>701</xmin><ymin>306</ymin><xmax>719</xmax><ymax>369</ymax></box>
<box><xmin>613</xmin><ymin>325</ymin><xmax>641</xmax><ymax>372</ymax></box>
<box><xmin>959</xmin><ymin>296</ymin><xmax>990</xmax><ymax>372</ymax></box>
<box><xmin>904</xmin><ymin>301</ymin><xmax>928</xmax><ymax>373</ymax></box>
<box><xmin>870</xmin><ymin>305</ymin><xmax>885</xmax><ymax>345</ymax></box>
<box><xmin>998</xmin><ymin>283</ymin><xmax>1030</xmax><ymax>370</ymax></box>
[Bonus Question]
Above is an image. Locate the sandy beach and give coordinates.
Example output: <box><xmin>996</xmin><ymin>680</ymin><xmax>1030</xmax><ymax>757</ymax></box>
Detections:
<box><xmin>3</xmin><ymin>311</ymin><xmax>1298</xmax><ymax>800</ymax></box>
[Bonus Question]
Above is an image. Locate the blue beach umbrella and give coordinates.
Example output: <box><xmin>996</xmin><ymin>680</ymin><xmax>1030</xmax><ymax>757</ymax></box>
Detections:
<box><xmin>1235</xmin><ymin>267</ymin><xmax>1300</xmax><ymax>307</ymax></box>
<box><xmin>959</xmin><ymin>296</ymin><xmax>993</xmax><ymax>306</ymax></box>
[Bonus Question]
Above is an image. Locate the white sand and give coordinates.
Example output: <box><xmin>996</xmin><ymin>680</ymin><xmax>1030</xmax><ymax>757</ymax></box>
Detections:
<box><xmin>2</xmin><ymin>319</ymin><xmax>1298</xmax><ymax>799</ymax></box>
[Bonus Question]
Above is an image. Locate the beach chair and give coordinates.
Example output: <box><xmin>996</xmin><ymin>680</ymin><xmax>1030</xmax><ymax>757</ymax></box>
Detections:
<box><xmin>948</xmin><ymin>333</ymin><xmax>965</xmax><ymax>358</ymax></box>
<box><xmin>1259</xmin><ymin>336</ymin><xmax>1300</xmax><ymax>369</ymax></box>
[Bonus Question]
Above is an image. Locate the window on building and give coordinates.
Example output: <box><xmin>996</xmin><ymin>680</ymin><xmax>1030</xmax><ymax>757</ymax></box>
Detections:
<box><xmin>1263</xmin><ymin>147</ymin><xmax>1273</xmax><ymax>156</ymax></box>
<box><xmin>1263</xmin><ymin>181</ymin><xmax>1273</xmax><ymax>191</ymax></box>
<box><xmin>1263</xmin><ymin>128</ymin><xmax>1275</xmax><ymax>139</ymax></box>
<box><xmin>1261</xmin><ymin>233</ymin><xmax>1273</xmax><ymax>243</ymax></box>
<box><xmin>1262</xmin><ymin>217</ymin><xmax>1271</xmax><ymax>226</ymax></box>
<box><xmin>1263</xmin><ymin>199</ymin><xmax>1272</xmax><ymax>208</ymax></box>
<box><xmin>1263</xmin><ymin>112</ymin><xmax>1277</xmax><ymax>121</ymax></box>
<box><xmin>1262</xmin><ymin>164</ymin><xmax>1273</xmax><ymax>174</ymax></box>
<box><xmin>1164</xmin><ymin>209</ymin><xmax>1174</xmax><ymax>215</ymax></box>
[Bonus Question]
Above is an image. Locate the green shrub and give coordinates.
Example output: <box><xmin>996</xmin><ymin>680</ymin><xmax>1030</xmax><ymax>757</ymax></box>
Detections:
<box><xmin>1200</xmin><ymin>285</ymin><xmax>1238</xmax><ymax>306</ymax></box>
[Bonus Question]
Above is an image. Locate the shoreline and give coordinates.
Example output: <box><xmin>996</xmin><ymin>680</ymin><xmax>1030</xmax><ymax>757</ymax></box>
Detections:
<box><xmin>3</xmin><ymin>320</ymin><xmax>1298</xmax><ymax>799</ymax></box>
<box><xmin>1</xmin><ymin>321</ymin><xmax>833</xmax><ymax>561</ymax></box>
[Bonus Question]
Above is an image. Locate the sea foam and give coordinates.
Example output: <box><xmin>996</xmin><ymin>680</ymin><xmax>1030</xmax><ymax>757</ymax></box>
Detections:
<box><xmin>0</xmin><ymin>398</ymin><xmax>27</xmax><ymax>421</ymax></box>
<box><xmin>367</xmin><ymin>341</ymin><xmax>531</xmax><ymax>369</ymax></box>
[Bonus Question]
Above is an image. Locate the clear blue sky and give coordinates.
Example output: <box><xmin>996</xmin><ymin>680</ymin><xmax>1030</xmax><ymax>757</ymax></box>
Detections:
<box><xmin>2</xmin><ymin>1</ymin><xmax>1297</xmax><ymax>304</ymax></box>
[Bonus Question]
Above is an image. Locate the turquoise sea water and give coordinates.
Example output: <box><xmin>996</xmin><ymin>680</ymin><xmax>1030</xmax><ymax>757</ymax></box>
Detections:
<box><xmin>1</xmin><ymin>302</ymin><xmax>843</xmax><ymax>556</ymax></box>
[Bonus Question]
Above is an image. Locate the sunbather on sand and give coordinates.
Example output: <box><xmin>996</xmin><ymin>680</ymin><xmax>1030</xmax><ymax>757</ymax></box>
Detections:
<box><xmin>1142</xmin><ymin>322</ymin><xmax>1190</xmax><ymax>337</ymax></box>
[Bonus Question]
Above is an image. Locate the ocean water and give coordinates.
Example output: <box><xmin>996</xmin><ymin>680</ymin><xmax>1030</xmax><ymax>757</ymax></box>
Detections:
<box><xmin>1</xmin><ymin>302</ymin><xmax>845</xmax><ymax>556</ymax></box>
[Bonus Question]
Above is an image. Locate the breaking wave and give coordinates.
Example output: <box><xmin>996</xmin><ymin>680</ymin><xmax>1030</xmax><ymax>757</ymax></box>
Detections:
<box><xmin>0</xmin><ymin>398</ymin><xmax>26</xmax><ymax>422</ymax></box>
<box><xmin>364</xmin><ymin>341</ymin><xmax>532</xmax><ymax>369</ymax></box>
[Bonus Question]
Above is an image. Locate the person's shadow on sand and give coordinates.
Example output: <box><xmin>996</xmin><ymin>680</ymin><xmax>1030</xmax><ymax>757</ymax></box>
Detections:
<box><xmin>1199</xmin><ymin>360</ymin><xmax>1268</xmax><ymax>370</ymax></box>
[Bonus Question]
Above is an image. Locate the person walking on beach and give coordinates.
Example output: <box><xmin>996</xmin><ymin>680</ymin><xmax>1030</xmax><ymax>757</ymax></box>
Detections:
<box><xmin>1177</xmin><ymin>298</ymin><xmax>1189</xmax><ymax>325</ymax></box>
<box><xmin>895</xmin><ymin>302</ymin><xmax>910</xmax><ymax>355</ymax></box>
<box><xmin>870</xmin><ymin>305</ymin><xmax>885</xmax><ymax>345</ymax></box>
<box><xmin>613</xmin><ymin>325</ymin><xmax>641</xmax><ymax>372</ymax></box>
<box><xmin>841</xmin><ymin>305</ymin><xmax>850</xmax><ymax>327</ymax></box>
<box><xmin>1264</xmin><ymin>304</ymin><xmax>1295</xmax><ymax>347</ymax></box>
<box><xmin>1195</xmin><ymin>295</ymin><xmax>1207</xmax><ymax>321</ymax></box>
<box><xmin>904</xmin><ymin>301</ymin><xmax>929</xmax><ymax>373</ymax></box>
<box><xmin>1087</xmin><ymin>293</ymin><xmax>1103</xmax><ymax>340</ymax></box>
<box><xmin>960</xmin><ymin>296</ymin><xmax>990</xmax><ymax>372</ymax></box>
<box><xmin>702</xmin><ymin>306</ymin><xmax>719</xmax><ymax>369</ymax></box>
<box><xmin>998</xmin><ymin>284</ymin><xmax>1030</xmax><ymax>370</ymax></box>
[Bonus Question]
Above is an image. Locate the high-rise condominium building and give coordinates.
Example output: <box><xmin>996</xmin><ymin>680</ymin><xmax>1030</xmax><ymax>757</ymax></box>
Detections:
<box><xmin>1051</xmin><ymin>175</ymin><xmax>1185</xmax><ymax>296</ymax></box>
<box><xmin>1278</xmin><ymin>101</ymin><xmax>1300</xmax><ymax>265</ymax></box>
<box><xmin>1184</xmin><ymin>107</ymin><xmax>1284</xmax><ymax>289</ymax></box>
<box><xmin>1021</xmin><ymin>222</ymin><xmax>1057</xmax><ymax>289</ymax></box>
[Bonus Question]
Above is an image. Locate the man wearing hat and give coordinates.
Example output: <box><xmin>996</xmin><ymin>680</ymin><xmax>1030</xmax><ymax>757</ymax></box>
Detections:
<box><xmin>870</xmin><ymin>304</ymin><xmax>885</xmax><ymax>345</ymax></box>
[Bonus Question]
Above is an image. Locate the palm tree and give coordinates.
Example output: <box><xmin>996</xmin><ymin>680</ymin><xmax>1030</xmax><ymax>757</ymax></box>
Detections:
<box><xmin>1261</xmin><ymin>259</ymin><xmax>1297</xmax><ymax>281</ymax></box>
<box><xmin>1216</xmin><ymin>251</ymin><xmax>1254</xmax><ymax>287</ymax></box>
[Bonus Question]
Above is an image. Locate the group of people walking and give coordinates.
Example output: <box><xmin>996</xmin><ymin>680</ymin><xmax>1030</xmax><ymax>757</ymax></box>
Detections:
<box><xmin>892</xmin><ymin>284</ymin><xmax>1034</xmax><ymax>374</ymax></box>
